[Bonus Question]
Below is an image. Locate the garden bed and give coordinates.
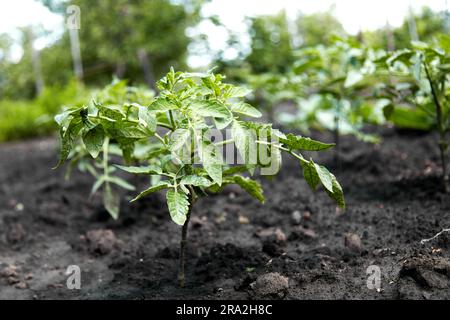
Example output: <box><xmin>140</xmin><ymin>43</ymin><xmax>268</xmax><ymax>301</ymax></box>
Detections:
<box><xmin>0</xmin><ymin>127</ymin><xmax>449</xmax><ymax>299</ymax></box>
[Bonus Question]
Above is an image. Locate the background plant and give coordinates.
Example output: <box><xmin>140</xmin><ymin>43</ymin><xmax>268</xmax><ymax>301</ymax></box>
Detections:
<box><xmin>377</xmin><ymin>36</ymin><xmax>450</xmax><ymax>192</ymax></box>
<box><xmin>55</xmin><ymin>79</ymin><xmax>155</xmax><ymax>218</ymax></box>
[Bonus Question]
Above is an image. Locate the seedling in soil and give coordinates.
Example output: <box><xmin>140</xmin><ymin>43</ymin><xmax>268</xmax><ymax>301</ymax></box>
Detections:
<box><xmin>54</xmin><ymin>79</ymin><xmax>154</xmax><ymax>218</ymax></box>
<box><xmin>379</xmin><ymin>38</ymin><xmax>450</xmax><ymax>192</ymax></box>
<box><xmin>55</xmin><ymin>69</ymin><xmax>345</xmax><ymax>287</ymax></box>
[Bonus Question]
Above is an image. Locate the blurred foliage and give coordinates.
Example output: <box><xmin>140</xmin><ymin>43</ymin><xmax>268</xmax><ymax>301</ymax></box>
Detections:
<box><xmin>246</xmin><ymin>11</ymin><xmax>294</xmax><ymax>74</ymax></box>
<box><xmin>0</xmin><ymin>80</ymin><xmax>89</xmax><ymax>141</ymax></box>
<box><xmin>0</xmin><ymin>0</ymin><xmax>206</xmax><ymax>99</ymax></box>
<box><xmin>0</xmin><ymin>3</ymin><xmax>448</xmax><ymax>144</ymax></box>
<box><xmin>296</xmin><ymin>11</ymin><xmax>346</xmax><ymax>47</ymax></box>
<box><xmin>363</xmin><ymin>7</ymin><xmax>447</xmax><ymax>50</ymax></box>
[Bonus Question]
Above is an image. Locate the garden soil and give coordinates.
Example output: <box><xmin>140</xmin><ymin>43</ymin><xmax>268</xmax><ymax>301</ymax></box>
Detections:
<box><xmin>0</xmin><ymin>127</ymin><xmax>449</xmax><ymax>299</ymax></box>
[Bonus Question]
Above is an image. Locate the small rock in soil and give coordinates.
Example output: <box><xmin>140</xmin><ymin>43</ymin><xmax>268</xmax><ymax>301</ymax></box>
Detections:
<box><xmin>251</xmin><ymin>273</ymin><xmax>289</xmax><ymax>299</ymax></box>
<box><xmin>15</xmin><ymin>281</ymin><xmax>27</xmax><ymax>289</ymax></box>
<box><xmin>85</xmin><ymin>229</ymin><xmax>119</xmax><ymax>255</ymax></box>
<box><xmin>238</xmin><ymin>215</ymin><xmax>250</xmax><ymax>224</ymax></box>
<box><xmin>256</xmin><ymin>228</ymin><xmax>287</xmax><ymax>257</ymax></box>
<box><xmin>344</xmin><ymin>233</ymin><xmax>362</xmax><ymax>252</ymax></box>
<box><xmin>6</xmin><ymin>223</ymin><xmax>26</xmax><ymax>244</ymax></box>
<box><xmin>291</xmin><ymin>210</ymin><xmax>302</xmax><ymax>225</ymax></box>
<box><xmin>190</xmin><ymin>216</ymin><xmax>207</xmax><ymax>229</ymax></box>
<box><xmin>289</xmin><ymin>226</ymin><xmax>317</xmax><ymax>241</ymax></box>
<box><xmin>303</xmin><ymin>210</ymin><xmax>311</xmax><ymax>220</ymax></box>
<box><xmin>8</xmin><ymin>276</ymin><xmax>20</xmax><ymax>285</ymax></box>
<box><xmin>1</xmin><ymin>265</ymin><xmax>19</xmax><ymax>278</ymax></box>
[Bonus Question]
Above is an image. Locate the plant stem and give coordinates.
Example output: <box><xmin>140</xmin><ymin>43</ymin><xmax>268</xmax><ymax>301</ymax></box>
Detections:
<box><xmin>424</xmin><ymin>61</ymin><xmax>449</xmax><ymax>193</ymax></box>
<box><xmin>178</xmin><ymin>186</ymin><xmax>195</xmax><ymax>288</ymax></box>
<box><xmin>334</xmin><ymin>100</ymin><xmax>341</xmax><ymax>170</ymax></box>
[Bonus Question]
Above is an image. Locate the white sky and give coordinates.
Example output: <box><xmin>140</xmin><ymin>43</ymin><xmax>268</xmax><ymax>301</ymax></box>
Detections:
<box><xmin>0</xmin><ymin>0</ymin><xmax>448</xmax><ymax>66</ymax></box>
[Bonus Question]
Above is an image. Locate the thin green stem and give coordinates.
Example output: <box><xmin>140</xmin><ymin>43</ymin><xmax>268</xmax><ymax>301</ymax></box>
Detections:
<box><xmin>178</xmin><ymin>185</ymin><xmax>196</xmax><ymax>288</ymax></box>
<box><xmin>214</xmin><ymin>139</ymin><xmax>234</xmax><ymax>146</ymax></box>
<box><xmin>424</xmin><ymin>60</ymin><xmax>449</xmax><ymax>193</ymax></box>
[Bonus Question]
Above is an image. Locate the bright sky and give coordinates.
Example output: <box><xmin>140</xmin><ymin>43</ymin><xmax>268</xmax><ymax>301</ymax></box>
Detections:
<box><xmin>0</xmin><ymin>0</ymin><xmax>448</xmax><ymax>66</ymax></box>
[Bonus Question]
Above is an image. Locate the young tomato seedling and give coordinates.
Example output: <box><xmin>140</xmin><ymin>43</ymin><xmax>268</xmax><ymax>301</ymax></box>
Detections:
<box><xmin>56</xmin><ymin>69</ymin><xmax>345</xmax><ymax>287</ymax></box>
<box><xmin>379</xmin><ymin>38</ymin><xmax>449</xmax><ymax>192</ymax></box>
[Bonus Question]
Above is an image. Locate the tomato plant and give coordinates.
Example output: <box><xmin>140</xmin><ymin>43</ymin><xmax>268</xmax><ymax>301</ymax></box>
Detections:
<box><xmin>55</xmin><ymin>69</ymin><xmax>344</xmax><ymax>287</ymax></box>
<box><xmin>378</xmin><ymin>36</ymin><xmax>449</xmax><ymax>192</ymax></box>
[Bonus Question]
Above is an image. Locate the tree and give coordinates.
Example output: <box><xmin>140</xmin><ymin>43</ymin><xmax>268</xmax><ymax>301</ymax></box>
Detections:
<box><xmin>296</xmin><ymin>11</ymin><xmax>345</xmax><ymax>47</ymax></box>
<box><xmin>246</xmin><ymin>11</ymin><xmax>294</xmax><ymax>74</ymax></box>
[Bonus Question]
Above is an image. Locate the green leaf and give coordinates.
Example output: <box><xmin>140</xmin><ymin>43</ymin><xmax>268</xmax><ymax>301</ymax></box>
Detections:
<box><xmin>191</xmin><ymin>100</ymin><xmax>232</xmax><ymax>119</ymax></box>
<box><xmin>214</xmin><ymin>116</ymin><xmax>233</xmax><ymax>130</ymax></box>
<box><xmin>55</xmin><ymin>117</ymin><xmax>83</xmax><ymax>168</ymax></box>
<box><xmin>166</xmin><ymin>189</ymin><xmax>190</xmax><ymax>226</ymax></box>
<box><xmin>313</xmin><ymin>163</ymin><xmax>333</xmax><ymax>192</ymax></box>
<box><xmin>200</xmin><ymin>140</ymin><xmax>223</xmax><ymax>185</ymax></box>
<box><xmin>326</xmin><ymin>174</ymin><xmax>345</xmax><ymax>208</ymax></box>
<box><xmin>107</xmin><ymin>123</ymin><xmax>148</xmax><ymax>139</ymax></box>
<box><xmin>115</xmin><ymin>164</ymin><xmax>162</xmax><ymax>175</ymax></box>
<box><xmin>103</xmin><ymin>183</ymin><xmax>119</xmax><ymax>220</ymax></box>
<box><xmin>223</xmin><ymin>165</ymin><xmax>255</xmax><ymax>176</ymax></box>
<box><xmin>131</xmin><ymin>181</ymin><xmax>170</xmax><ymax>202</ymax></box>
<box><xmin>169</xmin><ymin>129</ymin><xmax>191</xmax><ymax>152</ymax></box>
<box><xmin>180</xmin><ymin>175</ymin><xmax>212</xmax><ymax>187</ymax></box>
<box><xmin>106</xmin><ymin>176</ymin><xmax>136</xmax><ymax>191</ymax></box>
<box><xmin>149</xmin><ymin>98</ymin><xmax>177</xmax><ymax>112</ymax></box>
<box><xmin>300</xmin><ymin>159</ymin><xmax>320</xmax><ymax>190</ymax></box>
<box><xmin>344</xmin><ymin>70</ymin><xmax>364</xmax><ymax>88</ymax></box>
<box><xmin>82</xmin><ymin>125</ymin><xmax>105</xmax><ymax>158</ymax></box>
<box><xmin>280</xmin><ymin>133</ymin><xmax>334</xmax><ymax>151</ymax></box>
<box><xmin>232</xmin><ymin>176</ymin><xmax>264</xmax><ymax>203</ymax></box>
<box><xmin>91</xmin><ymin>176</ymin><xmax>106</xmax><ymax>195</ymax></box>
<box><xmin>231</xmin><ymin>102</ymin><xmax>262</xmax><ymax>118</ymax></box>
<box><xmin>227</xmin><ymin>86</ymin><xmax>252</xmax><ymax>97</ymax></box>
<box><xmin>232</xmin><ymin>120</ymin><xmax>257</xmax><ymax>165</ymax></box>
<box><xmin>138</xmin><ymin>106</ymin><xmax>157</xmax><ymax>132</ymax></box>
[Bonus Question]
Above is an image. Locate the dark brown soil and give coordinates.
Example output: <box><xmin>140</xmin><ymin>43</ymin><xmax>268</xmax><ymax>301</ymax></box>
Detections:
<box><xmin>0</xmin><ymin>127</ymin><xmax>449</xmax><ymax>300</ymax></box>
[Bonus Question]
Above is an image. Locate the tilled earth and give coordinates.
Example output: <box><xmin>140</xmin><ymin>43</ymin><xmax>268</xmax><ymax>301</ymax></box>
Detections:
<box><xmin>0</xmin><ymin>127</ymin><xmax>449</xmax><ymax>299</ymax></box>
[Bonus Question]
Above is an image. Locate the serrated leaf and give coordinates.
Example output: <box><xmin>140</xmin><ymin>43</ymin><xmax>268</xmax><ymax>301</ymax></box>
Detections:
<box><xmin>82</xmin><ymin>125</ymin><xmax>105</xmax><ymax>158</ymax></box>
<box><xmin>115</xmin><ymin>164</ymin><xmax>162</xmax><ymax>175</ymax></box>
<box><xmin>231</xmin><ymin>102</ymin><xmax>262</xmax><ymax>118</ymax></box>
<box><xmin>232</xmin><ymin>120</ymin><xmax>257</xmax><ymax>165</ymax></box>
<box><xmin>326</xmin><ymin>174</ymin><xmax>345</xmax><ymax>208</ymax></box>
<box><xmin>138</xmin><ymin>106</ymin><xmax>157</xmax><ymax>132</ymax></box>
<box><xmin>169</xmin><ymin>129</ymin><xmax>191</xmax><ymax>152</ymax></box>
<box><xmin>149</xmin><ymin>98</ymin><xmax>177</xmax><ymax>112</ymax></box>
<box><xmin>228</xmin><ymin>86</ymin><xmax>252</xmax><ymax>97</ymax></box>
<box><xmin>180</xmin><ymin>175</ymin><xmax>212</xmax><ymax>187</ymax></box>
<box><xmin>104</xmin><ymin>183</ymin><xmax>119</xmax><ymax>220</ymax></box>
<box><xmin>300</xmin><ymin>159</ymin><xmax>320</xmax><ymax>190</ymax></box>
<box><xmin>191</xmin><ymin>100</ymin><xmax>232</xmax><ymax>119</ymax></box>
<box><xmin>106</xmin><ymin>176</ymin><xmax>136</xmax><ymax>191</ymax></box>
<box><xmin>131</xmin><ymin>181</ymin><xmax>170</xmax><ymax>202</ymax></box>
<box><xmin>280</xmin><ymin>133</ymin><xmax>334</xmax><ymax>151</ymax></box>
<box><xmin>232</xmin><ymin>176</ymin><xmax>264</xmax><ymax>203</ymax></box>
<box><xmin>200</xmin><ymin>140</ymin><xmax>223</xmax><ymax>185</ymax></box>
<box><xmin>214</xmin><ymin>116</ymin><xmax>233</xmax><ymax>129</ymax></box>
<box><xmin>314</xmin><ymin>163</ymin><xmax>333</xmax><ymax>192</ymax></box>
<box><xmin>55</xmin><ymin>117</ymin><xmax>83</xmax><ymax>168</ymax></box>
<box><xmin>166</xmin><ymin>189</ymin><xmax>190</xmax><ymax>226</ymax></box>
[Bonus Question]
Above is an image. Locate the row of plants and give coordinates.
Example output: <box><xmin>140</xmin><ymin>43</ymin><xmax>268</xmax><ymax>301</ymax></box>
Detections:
<box><xmin>243</xmin><ymin>36</ymin><xmax>449</xmax><ymax>190</ymax></box>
